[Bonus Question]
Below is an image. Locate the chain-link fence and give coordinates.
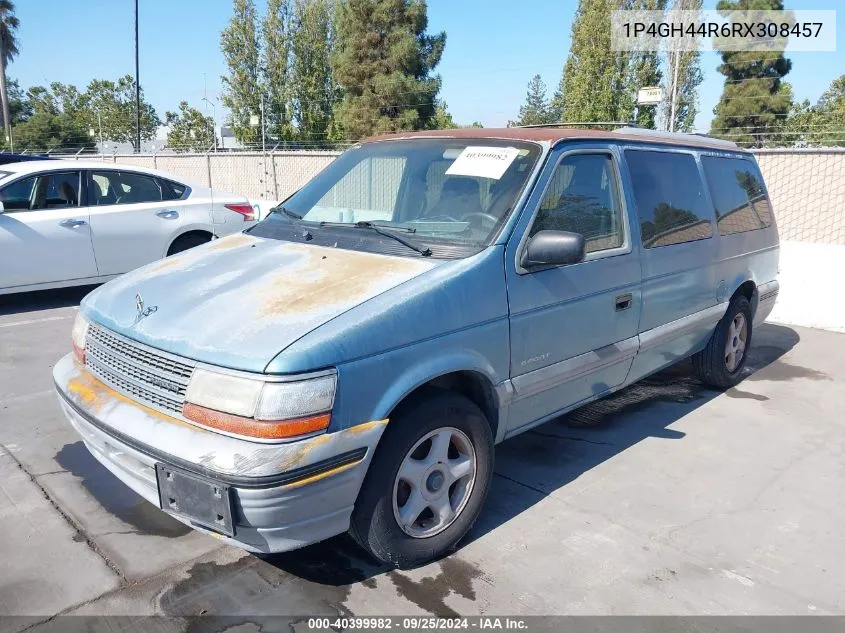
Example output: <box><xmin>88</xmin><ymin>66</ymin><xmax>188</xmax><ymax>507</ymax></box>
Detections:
<box><xmin>66</xmin><ymin>147</ymin><xmax>843</xmax><ymax>245</ymax></box>
<box><xmin>72</xmin><ymin>151</ymin><xmax>341</xmax><ymax>201</ymax></box>
<box><xmin>754</xmin><ymin>149</ymin><xmax>845</xmax><ymax>245</ymax></box>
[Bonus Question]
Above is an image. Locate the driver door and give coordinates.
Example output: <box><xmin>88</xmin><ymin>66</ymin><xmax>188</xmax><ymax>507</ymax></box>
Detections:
<box><xmin>504</xmin><ymin>146</ymin><xmax>642</xmax><ymax>436</ymax></box>
<box><xmin>0</xmin><ymin>170</ymin><xmax>99</xmax><ymax>290</ymax></box>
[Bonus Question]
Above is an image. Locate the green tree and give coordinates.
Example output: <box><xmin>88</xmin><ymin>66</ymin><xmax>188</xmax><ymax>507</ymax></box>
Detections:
<box><xmin>332</xmin><ymin>0</ymin><xmax>445</xmax><ymax>138</ymax></box>
<box><xmin>85</xmin><ymin>75</ymin><xmax>159</xmax><ymax>151</ymax></box>
<box><xmin>9</xmin><ymin>84</ymin><xmax>93</xmax><ymax>152</ymax></box>
<box><xmin>165</xmin><ymin>101</ymin><xmax>216</xmax><ymax>152</ymax></box>
<box><xmin>6</xmin><ymin>78</ymin><xmax>30</xmax><ymax>124</ymax></box>
<box><xmin>429</xmin><ymin>100</ymin><xmax>458</xmax><ymax>129</ymax></box>
<box><xmin>221</xmin><ymin>0</ymin><xmax>262</xmax><ymax>144</ymax></box>
<box><xmin>0</xmin><ymin>0</ymin><xmax>19</xmax><ymax>145</ymax></box>
<box><xmin>710</xmin><ymin>0</ymin><xmax>792</xmax><ymax>147</ymax></box>
<box><xmin>262</xmin><ymin>0</ymin><xmax>294</xmax><ymax>142</ymax></box>
<box><xmin>555</xmin><ymin>0</ymin><xmax>630</xmax><ymax>123</ymax></box>
<box><xmin>290</xmin><ymin>0</ymin><xmax>340</xmax><ymax>142</ymax></box>
<box><xmin>778</xmin><ymin>75</ymin><xmax>845</xmax><ymax>147</ymax></box>
<box><xmin>814</xmin><ymin>75</ymin><xmax>845</xmax><ymax>145</ymax></box>
<box><xmin>662</xmin><ymin>0</ymin><xmax>703</xmax><ymax>132</ymax></box>
<box><xmin>509</xmin><ymin>75</ymin><xmax>555</xmax><ymax>127</ymax></box>
<box><xmin>621</xmin><ymin>0</ymin><xmax>667</xmax><ymax>129</ymax></box>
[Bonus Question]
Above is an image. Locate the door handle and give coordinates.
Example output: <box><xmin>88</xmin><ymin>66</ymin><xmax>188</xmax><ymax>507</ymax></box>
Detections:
<box><xmin>156</xmin><ymin>210</ymin><xmax>179</xmax><ymax>219</ymax></box>
<box><xmin>59</xmin><ymin>219</ymin><xmax>87</xmax><ymax>228</ymax></box>
<box><xmin>615</xmin><ymin>293</ymin><xmax>633</xmax><ymax>311</ymax></box>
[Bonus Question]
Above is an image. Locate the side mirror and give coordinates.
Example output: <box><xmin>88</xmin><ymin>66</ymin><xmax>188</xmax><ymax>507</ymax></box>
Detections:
<box><xmin>522</xmin><ymin>230</ymin><xmax>586</xmax><ymax>269</ymax></box>
<box><xmin>0</xmin><ymin>201</ymin><xmax>5</xmax><ymax>213</ymax></box>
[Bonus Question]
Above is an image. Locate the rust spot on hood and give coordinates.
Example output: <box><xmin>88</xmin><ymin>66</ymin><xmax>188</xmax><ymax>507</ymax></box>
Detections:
<box><xmin>208</xmin><ymin>233</ymin><xmax>257</xmax><ymax>252</ymax></box>
<box><xmin>145</xmin><ymin>256</ymin><xmax>187</xmax><ymax>274</ymax></box>
<box><xmin>256</xmin><ymin>244</ymin><xmax>430</xmax><ymax>319</ymax></box>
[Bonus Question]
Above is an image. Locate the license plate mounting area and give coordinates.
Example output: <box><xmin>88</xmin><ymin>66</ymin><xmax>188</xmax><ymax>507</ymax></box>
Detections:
<box><xmin>155</xmin><ymin>463</ymin><xmax>234</xmax><ymax>537</ymax></box>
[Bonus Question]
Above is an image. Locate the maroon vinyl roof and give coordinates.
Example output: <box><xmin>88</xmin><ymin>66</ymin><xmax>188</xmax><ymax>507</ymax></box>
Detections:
<box><xmin>365</xmin><ymin>127</ymin><xmax>746</xmax><ymax>152</ymax></box>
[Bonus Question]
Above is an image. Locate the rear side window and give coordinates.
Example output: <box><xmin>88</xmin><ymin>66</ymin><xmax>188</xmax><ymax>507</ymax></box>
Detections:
<box><xmin>701</xmin><ymin>156</ymin><xmax>773</xmax><ymax>235</ymax></box>
<box><xmin>43</xmin><ymin>172</ymin><xmax>80</xmax><ymax>208</ymax></box>
<box><xmin>531</xmin><ymin>153</ymin><xmax>624</xmax><ymax>254</ymax></box>
<box><xmin>626</xmin><ymin>150</ymin><xmax>712</xmax><ymax>249</ymax></box>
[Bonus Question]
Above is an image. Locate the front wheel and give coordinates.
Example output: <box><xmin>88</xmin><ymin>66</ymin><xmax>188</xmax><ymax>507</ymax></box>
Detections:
<box><xmin>692</xmin><ymin>294</ymin><xmax>753</xmax><ymax>388</ymax></box>
<box><xmin>350</xmin><ymin>390</ymin><xmax>494</xmax><ymax>568</ymax></box>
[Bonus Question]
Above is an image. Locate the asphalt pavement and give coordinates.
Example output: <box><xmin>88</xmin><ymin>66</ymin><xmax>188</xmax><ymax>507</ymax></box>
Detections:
<box><xmin>1</xmin><ymin>286</ymin><xmax>843</xmax><ymax>631</ymax></box>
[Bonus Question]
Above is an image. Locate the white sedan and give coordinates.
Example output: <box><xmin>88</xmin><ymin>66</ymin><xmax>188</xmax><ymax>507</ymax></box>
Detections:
<box><xmin>0</xmin><ymin>160</ymin><xmax>256</xmax><ymax>294</ymax></box>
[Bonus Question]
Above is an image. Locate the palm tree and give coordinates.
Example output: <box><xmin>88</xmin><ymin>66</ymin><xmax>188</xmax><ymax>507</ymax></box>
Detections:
<box><xmin>0</xmin><ymin>0</ymin><xmax>19</xmax><ymax>148</ymax></box>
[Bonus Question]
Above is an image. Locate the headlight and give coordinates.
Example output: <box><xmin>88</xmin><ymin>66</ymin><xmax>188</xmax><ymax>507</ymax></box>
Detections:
<box><xmin>71</xmin><ymin>313</ymin><xmax>90</xmax><ymax>363</ymax></box>
<box><xmin>182</xmin><ymin>367</ymin><xmax>336</xmax><ymax>441</ymax></box>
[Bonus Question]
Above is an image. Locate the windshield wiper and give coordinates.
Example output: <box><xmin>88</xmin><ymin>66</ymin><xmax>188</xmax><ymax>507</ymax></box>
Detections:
<box><xmin>319</xmin><ymin>220</ymin><xmax>432</xmax><ymax>257</ymax></box>
<box><xmin>273</xmin><ymin>205</ymin><xmax>303</xmax><ymax>221</ymax></box>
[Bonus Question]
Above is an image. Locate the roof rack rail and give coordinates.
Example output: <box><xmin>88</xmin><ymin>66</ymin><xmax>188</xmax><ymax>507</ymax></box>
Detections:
<box><xmin>613</xmin><ymin>127</ymin><xmax>738</xmax><ymax>148</ymax></box>
<box><xmin>515</xmin><ymin>121</ymin><xmax>644</xmax><ymax>129</ymax></box>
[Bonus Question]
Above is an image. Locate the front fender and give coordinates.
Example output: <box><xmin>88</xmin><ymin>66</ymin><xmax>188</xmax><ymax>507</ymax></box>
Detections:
<box><xmin>370</xmin><ymin>347</ymin><xmax>502</xmax><ymax>422</ymax></box>
<box><xmin>329</xmin><ymin>317</ymin><xmax>511</xmax><ymax>435</ymax></box>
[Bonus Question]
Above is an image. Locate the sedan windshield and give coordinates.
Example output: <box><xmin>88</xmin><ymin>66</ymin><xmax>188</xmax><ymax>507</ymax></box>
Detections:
<box><xmin>269</xmin><ymin>138</ymin><xmax>542</xmax><ymax>250</ymax></box>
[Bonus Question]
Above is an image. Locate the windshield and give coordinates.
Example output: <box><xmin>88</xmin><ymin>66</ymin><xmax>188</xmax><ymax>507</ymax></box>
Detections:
<box><xmin>268</xmin><ymin>138</ymin><xmax>542</xmax><ymax>250</ymax></box>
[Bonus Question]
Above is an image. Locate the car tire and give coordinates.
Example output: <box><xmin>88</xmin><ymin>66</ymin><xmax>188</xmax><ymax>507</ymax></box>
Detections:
<box><xmin>349</xmin><ymin>389</ymin><xmax>494</xmax><ymax>569</ymax></box>
<box><xmin>692</xmin><ymin>294</ymin><xmax>753</xmax><ymax>389</ymax></box>
<box><xmin>167</xmin><ymin>233</ymin><xmax>211</xmax><ymax>255</ymax></box>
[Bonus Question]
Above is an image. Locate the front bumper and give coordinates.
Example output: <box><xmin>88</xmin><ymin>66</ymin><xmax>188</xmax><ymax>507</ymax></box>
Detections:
<box><xmin>53</xmin><ymin>353</ymin><xmax>387</xmax><ymax>553</ymax></box>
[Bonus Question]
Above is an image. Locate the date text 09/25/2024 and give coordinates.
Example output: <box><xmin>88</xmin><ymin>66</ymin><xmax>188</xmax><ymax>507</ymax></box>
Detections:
<box><xmin>306</xmin><ymin>617</ymin><xmax>529</xmax><ymax>631</ymax></box>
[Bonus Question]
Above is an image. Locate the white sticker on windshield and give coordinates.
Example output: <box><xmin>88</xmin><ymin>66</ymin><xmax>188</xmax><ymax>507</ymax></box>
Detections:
<box><xmin>445</xmin><ymin>146</ymin><xmax>520</xmax><ymax>180</ymax></box>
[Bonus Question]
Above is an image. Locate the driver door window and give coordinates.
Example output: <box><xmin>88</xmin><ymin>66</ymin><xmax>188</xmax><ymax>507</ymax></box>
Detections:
<box><xmin>530</xmin><ymin>153</ymin><xmax>624</xmax><ymax>255</ymax></box>
<box><xmin>0</xmin><ymin>176</ymin><xmax>37</xmax><ymax>210</ymax></box>
<box><xmin>0</xmin><ymin>172</ymin><xmax>81</xmax><ymax>211</ymax></box>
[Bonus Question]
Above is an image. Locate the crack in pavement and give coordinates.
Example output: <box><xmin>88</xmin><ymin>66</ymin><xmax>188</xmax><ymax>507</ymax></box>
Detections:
<box><xmin>527</xmin><ymin>430</ymin><xmax>615</xmax><ymax>446</ymax></box>
<box><xmin>0</xmin><ymin>442</ymin><xmax>127</xmax><ymax>585</ymax></box>
<box><xmin>493</xmin><ymin>471</ymin><xmax>548</xmax><ymax>496</ymax></box>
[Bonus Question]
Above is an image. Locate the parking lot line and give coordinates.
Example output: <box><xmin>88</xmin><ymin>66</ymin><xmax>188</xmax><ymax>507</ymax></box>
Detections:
<box><xmin>0</xmin><ymin>315</ymin><xmax>74</xmax><ymax>329</ymax></box>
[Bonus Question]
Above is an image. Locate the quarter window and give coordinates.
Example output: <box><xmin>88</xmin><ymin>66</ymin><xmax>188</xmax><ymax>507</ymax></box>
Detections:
<box><xmin>626</xmin><ymin>150</ymin><xmax>712</xmax><ymax>249</ymax></box>
<box><xmin>530</xmin><ymin>153</ymin><xmax>624</xmax><ymax>254</ymax></box>
<box><xmin>89</xmin><ymin>171</ymin><xmax>165</xmax><ymax>205</ymax></box>
<box><xmin>161</xmin><ymin>179</ymin><xmax>186</xmax><ymax>200</ymax></box>
<box><xmin>701</xmin><ymin>156</ymin><xmax>773</xmax><ymax>235</ymax></box>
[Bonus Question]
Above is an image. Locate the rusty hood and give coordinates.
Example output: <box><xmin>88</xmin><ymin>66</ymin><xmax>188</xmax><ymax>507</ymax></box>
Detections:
<box><xmin>81</xmin><ymin>233</ymin><xmax>438</xmax><ymax>372</ymax></box>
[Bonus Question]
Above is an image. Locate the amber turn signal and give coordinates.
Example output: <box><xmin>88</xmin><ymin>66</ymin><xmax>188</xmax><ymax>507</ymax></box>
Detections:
<box><xmin>182</xmin><ymin>402</ymin><xmax>331</xmax><ymax>440</ymax></box>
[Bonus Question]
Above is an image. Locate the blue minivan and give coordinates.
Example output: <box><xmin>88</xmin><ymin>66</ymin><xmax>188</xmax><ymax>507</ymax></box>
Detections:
<box><xmin>54</xmin><ymin>127</ymin><xmax>779</xmax><ymax>567</ymax></box>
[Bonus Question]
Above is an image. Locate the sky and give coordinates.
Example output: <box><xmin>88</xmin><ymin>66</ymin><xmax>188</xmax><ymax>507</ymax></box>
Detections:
<box><xmin>8</xmin><ymin>0</ymin><xmax>845</xmax><ymax>136</ymax></box>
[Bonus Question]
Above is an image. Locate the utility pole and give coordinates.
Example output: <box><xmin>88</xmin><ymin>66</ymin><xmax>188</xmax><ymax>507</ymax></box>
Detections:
<box><xmin>134</xmin><ymin>0</ymin><xmax>141</xmax><ymax>153</ymax></box>
<box><xmin>260</xmin><ymin>91</ymin><xmax>266</xmax><ymax>153</ymax></box>
<box><xmin>203</xmin><ymin>97</ymin><xmax>217</xmax><ymax>152</ymax></box>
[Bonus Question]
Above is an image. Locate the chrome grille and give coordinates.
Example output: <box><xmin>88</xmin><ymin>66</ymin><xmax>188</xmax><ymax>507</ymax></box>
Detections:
<box><xmin>85</xmin><ymin>323</ymin><xmax>195</xmax><ymax>417</ymax></box>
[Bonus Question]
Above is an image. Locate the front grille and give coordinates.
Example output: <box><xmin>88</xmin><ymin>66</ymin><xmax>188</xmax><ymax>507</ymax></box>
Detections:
<box><xmin>85</xmin><ymin>323</ymin><xmax>195</xmax><ymax>417</ymax></box>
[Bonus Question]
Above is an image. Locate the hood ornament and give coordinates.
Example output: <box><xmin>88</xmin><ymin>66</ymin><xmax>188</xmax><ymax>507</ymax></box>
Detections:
<box><xmin>135</xmin><ymin>291</ymin><xmax>158</xmax><ymax>322</ymax></box>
